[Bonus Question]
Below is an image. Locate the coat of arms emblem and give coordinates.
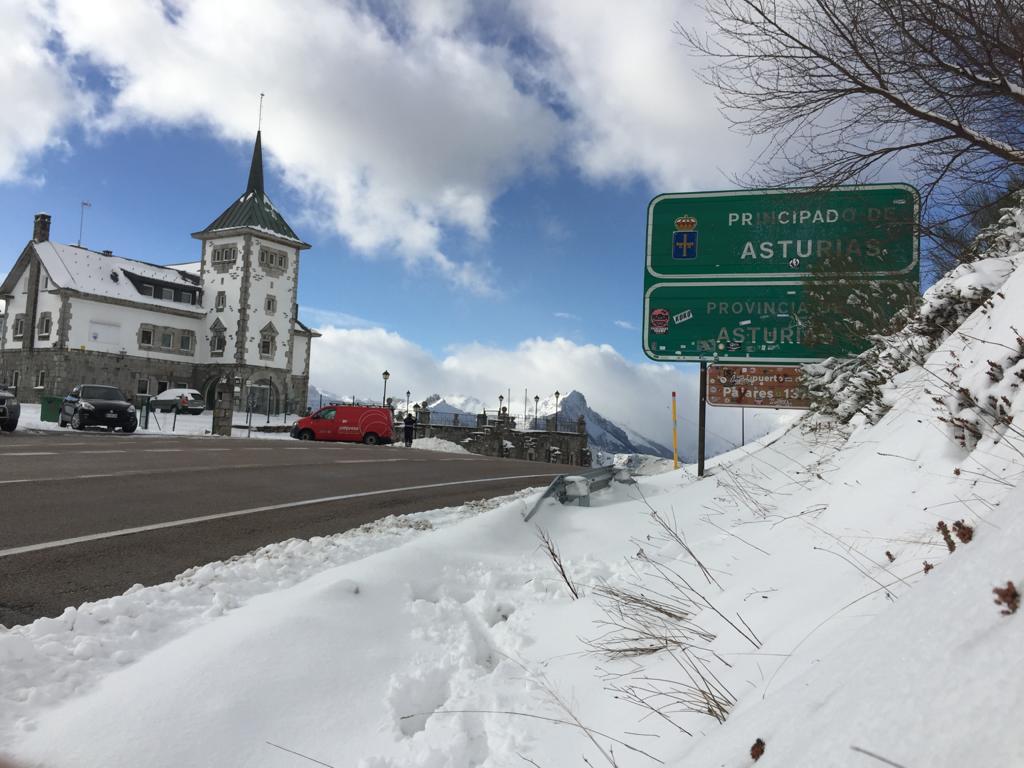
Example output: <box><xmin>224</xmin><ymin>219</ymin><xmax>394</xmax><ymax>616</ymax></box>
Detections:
<box><xmin>672</xmin><ymin>215</ymin><xmax>698</xmax><ymax>260</ymax></box>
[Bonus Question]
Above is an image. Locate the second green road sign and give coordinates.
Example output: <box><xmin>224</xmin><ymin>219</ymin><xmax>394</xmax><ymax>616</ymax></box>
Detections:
<box><xmin>643</xmin><ymin>184</ymin><xmax>919</xmax><ymax>362</ymax></box>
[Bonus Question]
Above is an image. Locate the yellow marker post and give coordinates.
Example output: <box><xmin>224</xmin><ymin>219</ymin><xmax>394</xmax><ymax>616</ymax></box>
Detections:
<box><xmin>672</xmin><ymin>390</ymin><xmax>678</xmax><ymax>469</ymax></box>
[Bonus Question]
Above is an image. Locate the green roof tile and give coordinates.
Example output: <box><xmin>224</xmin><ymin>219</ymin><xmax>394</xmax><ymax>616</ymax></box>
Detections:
<box><xmin>195</xmin><ymin>131</ymin><xmax>307</xmax><ymax>246</ymax></box>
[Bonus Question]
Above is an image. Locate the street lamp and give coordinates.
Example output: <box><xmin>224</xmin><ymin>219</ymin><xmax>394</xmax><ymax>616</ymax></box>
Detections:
<box><xmin>533</xmin><ymin>394</ymin><xmax>539</xmax><ymax>427</ymax></box>
<box><xmin>498</xmin><ymin>394</ymin><xmax>504</xmax><ymax>414</ymax></box>
<box><xmin>406</xmin><ymin>390</ymin><xmax>410</xmax><ymax>414</ymax></box>
<box><xmin>554</xmin><ymin>390</ymin><xmax>560</xmax><ymax>432</ymax></box>
<box><xmin>381</xmin><ymin>370</ymin><xmax>390</xmax><ymax>406</ymax></box>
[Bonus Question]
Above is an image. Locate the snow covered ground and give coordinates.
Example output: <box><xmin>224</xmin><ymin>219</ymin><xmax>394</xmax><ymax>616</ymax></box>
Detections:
<box><xmin>4</xmin><ymin>253</ymin><xmax>1024</xmax><ymax>764</ymax></box>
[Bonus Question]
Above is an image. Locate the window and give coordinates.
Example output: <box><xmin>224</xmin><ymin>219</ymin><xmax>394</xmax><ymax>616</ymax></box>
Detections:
<box><xmin>215</xmin><ymin>291</ymin><xmax>226</xmax><ymax>311</ymax></box>
<box><xmin>161</xmin><ymin>287</ymin><xmax>174</xmax><ymax>301</ymax></box>
<box><xmin>137</xmin><ymin>379</ymin><xmax>150</xmax><ymax>395</ymax></box>
<box><xmin>37</xmin><ymin>313</ymin><xmax>52</xmax><ymax>340</ymax></box>
<box><xmin>177</xmin><ymin>292</ymin><xmax>194</xmax><ymax>305</ymax></box>
<box><xmin>260</xmin><ymin>334</ymin><xmax>274</xmax><ymax>356</ymax></box>
<box><xmin>212</xmin><ymin>246</ymin><xmax>237</xmax><ymax>264</ymax></box>
<box><xmin>180</xmin><ymin>334</ymin><xmax>192</xmax><ymax>352</ymax></box>
<box><xmin>41</xmin><ymin>276</ymin><xmax>50</xmax><ymax>290</ymax></box>
<box><xmin>161</xmin><ymin>332</ymin><xmax>173</xmax><ymax>349</ymax></box>
<box><xmin>174</xmin><ymin>382</ymin><xmax>188</xmax><ymax>389</ymax></box>
<box><xmin>211</xmin><ymin>335</ymin><xmax>226</xmax><ymax>355</ymax></box>
<box><xmin>35</xmin><ymin>370</ymin><xmax>46</xmax><ymax>388</ymax></box>
<box><xmin>265</xmin><ymin>295</ymin><xmax>277</xmax><ymax>314</ymax></box>
<box><xmin>140</xmin><ymin>328</ymin><xmax>153</xmax><ymax>346</ymax></box>
<box><xmin>12</xmin><ymin>316</ymin><xmax>25</xmax><ymax>339</ymax></box>
<box><xmin>259</xmin><ymin>248</ymin><xmax>287</xmax><ymax>270</ymax></box>
<box><xmin>157</xmin><ymin>381</ymin><xmax>169</xmax><ymax>394</ymax></box>
<box><xmin>141</xmin><ymin>284</ymin><xmax>155</xmax><ymax>297</ymax></box>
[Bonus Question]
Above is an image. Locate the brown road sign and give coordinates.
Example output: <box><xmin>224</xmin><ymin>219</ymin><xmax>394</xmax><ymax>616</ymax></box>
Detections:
<box><xmin>706</xmin><ymin>365</ymin><xmax>811</xmax><ymax>409</ymax></box>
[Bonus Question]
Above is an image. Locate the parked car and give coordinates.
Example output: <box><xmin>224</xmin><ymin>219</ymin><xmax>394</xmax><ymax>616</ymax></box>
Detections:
<box><xmin>149</xmin><ymin>388</ymin><xmax>206</xmax><ymax>414</ymax></box>
<box><xmin>291</xmin><ymin>404</ymin><xmax>393</xmax><ymax>444</ymax></box>
<box><xmin>58</xmin><ymin>384</ymin><xmax>138</xmax><ymax>433</ymax></box>
<box><xmin>0</xmin><ymin>386</ymin><xmax>19</xmax><ymax>432</ymax></box>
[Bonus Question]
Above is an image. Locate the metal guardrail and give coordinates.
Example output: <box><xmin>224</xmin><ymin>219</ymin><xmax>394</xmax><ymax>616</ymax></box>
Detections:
<box><xmin>523</xmin><ymin>465</ymin><xmax>634</xmax><ymax>522</ymax></box>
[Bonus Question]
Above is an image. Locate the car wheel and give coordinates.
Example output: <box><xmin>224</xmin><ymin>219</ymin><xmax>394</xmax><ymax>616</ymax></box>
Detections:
<box><xmin>122</xmin><ymin>422</ymin><xmax>137</xmax><ymax>434</ymax></box>
<box><xmin>298</xmin><ymin>429</ymin><xmax>315</xmax><ymax>441</ymax></box>
<box><xmin>0</xmin><ymin>420</ymin><xmax>16</xmax><ymax>432</ymax></box>
<box><xmin>71</xmin><ymin>410</ymin><xmax>85</xmax><ymax>430</ymax></box>
<box><xmin>57</xmin><ymin>412</ymin><xmax>66</xmax><ymax>427</ymax></box>
<box><xmin>363</xmin><ymin>432</ymin><xmax>380</xmax><ymax>445</ymax></box>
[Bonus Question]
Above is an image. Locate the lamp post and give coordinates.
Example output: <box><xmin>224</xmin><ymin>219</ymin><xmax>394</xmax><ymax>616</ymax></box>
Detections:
<box><xmin>533</xmin><ymin>394</ymin><xmax>539</xmax><ymax>428</ymax></box>
<box><xmin>554</xmin><ymin>390</ymin><xmax>560</xmax><ymax>432</ymax></box>
<box><xmin>381</xmin><ymin>370</ymin><xmax>390</xmax><ymax>406</ymax></box>
<box><xmin>498</xmin><ymin>394</ymin><xmax>504</xmax><ymax>415</ymax></box>
<box><xmin>406</xmin><ymin>390</ymin><xmax>410</xmax><ymax>414</ymax></box>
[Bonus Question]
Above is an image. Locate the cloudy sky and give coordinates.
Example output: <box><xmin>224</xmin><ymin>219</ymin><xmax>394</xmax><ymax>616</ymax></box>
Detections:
<box><xmin>0</xmin><ymin>0</ymin><xmax>776</xmax><ymax>452</ymax></box>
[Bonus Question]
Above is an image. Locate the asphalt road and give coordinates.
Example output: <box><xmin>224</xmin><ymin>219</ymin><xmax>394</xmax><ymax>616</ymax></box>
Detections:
<box><xmin>0</xmin><ymin>430</ymin><xmax>570</xmax><ymax>627</ymax></box>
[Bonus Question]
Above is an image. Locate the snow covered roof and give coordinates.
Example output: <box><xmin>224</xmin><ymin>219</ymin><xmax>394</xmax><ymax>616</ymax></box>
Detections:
<box><xmin>32</xmin><ymin>241</ymin><xmax>204</xmax><ymax>314</ymax></box>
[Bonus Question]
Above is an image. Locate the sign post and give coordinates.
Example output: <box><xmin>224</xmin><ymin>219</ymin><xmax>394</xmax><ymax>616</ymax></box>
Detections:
<box><xmin>643</xmin><ymin>184</ymin><xmax>920</xmax><ymax>471</ymax></box>
<box><xmin>671</xmin><ymin>391</ymin><xmax>678</xmax><ymax>470</ymax></box>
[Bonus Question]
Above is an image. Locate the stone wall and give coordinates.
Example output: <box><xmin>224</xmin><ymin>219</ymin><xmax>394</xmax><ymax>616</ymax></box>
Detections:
<box><xmin>415</xmin><ymin>411</ymin><xmax>590</xmax><ymax>466</ymax></box>
<box><xmin>0</xmin><ymin>348</ymin><xmax>309</xmax><ymax>414</ymax></box>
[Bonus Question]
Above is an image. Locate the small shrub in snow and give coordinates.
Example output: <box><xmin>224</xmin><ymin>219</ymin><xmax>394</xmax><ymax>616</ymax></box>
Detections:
<box><xmin>993</xmin><ymin>581</ymin><xmax>1020</xmax><ymax>615</ymax></box>
<box><xmin>923</xmin><ymin>561</ymin><xmax>935</xmax><ymax>575</ymax></box>
<box><xmin>885</xmin><ymin>550</ymin><xmax>896</xmax><ymax>563</ymax></box>
<box><xmin>804</xmin><ymin>193</ymin><xmax>1024</xmax><ymax>423</ymax></box>
<box><xmin>937</xmin><ymin>521</ymin><xmax>956</xmax><ymax>553</ymax></box>
<box><xmin>751</xmin><ymin>738</ymin><xmax>766</xmax><ymax>761</ymax></box>
<box><xmin>952</xmin><ymin>520</ymin><xmax>974</xmax><ymax>544</ymax></box>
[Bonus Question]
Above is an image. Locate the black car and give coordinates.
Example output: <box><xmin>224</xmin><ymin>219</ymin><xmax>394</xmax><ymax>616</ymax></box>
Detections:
<box><xmin>58</xmin><ymin>384</ymin><xmax>138</xmax><ymax>433</ymax></box>
<box><xmin>0</xmin><ymin>386</ymin><xmax>19</xmax><ymax>432</ymax></box>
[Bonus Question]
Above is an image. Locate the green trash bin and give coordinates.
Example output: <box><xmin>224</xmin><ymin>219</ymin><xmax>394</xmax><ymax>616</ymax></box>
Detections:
<box><xmin>40</xmin><ymin>395</ymin><xmax>63</xmax><ymax>423</ymax></box>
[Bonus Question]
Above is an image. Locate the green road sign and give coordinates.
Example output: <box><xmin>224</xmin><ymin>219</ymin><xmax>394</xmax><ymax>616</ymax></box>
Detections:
<box><xmin>645</xmin><ymin>281</ymin><xmax>894</xmax><ymax>363</ymax></box>
<box><xmin>643</xmin><ymin>184</ymin><xmax>920</xmax><ymax>363</ymax></box>
<box><xmin>646</xmin><ymin>184</ymin><xmax>919</xmax><ymax>281</ymax></box>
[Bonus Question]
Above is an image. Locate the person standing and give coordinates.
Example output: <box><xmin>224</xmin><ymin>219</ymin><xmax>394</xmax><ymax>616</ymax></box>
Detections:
<box><xmin>403</xmin><ymin>411</ymin><xmax>416</xmax><ymax>447</ymax></box>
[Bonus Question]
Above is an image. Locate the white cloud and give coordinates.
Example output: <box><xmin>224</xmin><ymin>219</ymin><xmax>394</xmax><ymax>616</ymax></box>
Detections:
<box><xmin>553</xmin><ymin>311</ymin><xmax>579</xmax><ymax>320</ymax></box>
<box><xmin>0</xmin><ymin>1</ymin><xmax>751</xmax><ymax>292</ymax></box>
<box><xmin>299</xmin><ymin>307</ymin><xmax>379</xmax><ymax>330</ymax></box>
<box><xmin>310</xmin><ymin>327</ymin><xmax>787</xmax><ymax>458</ymax></box>
<box><xmin>520</xmin><ymin>0</ymin><xmax>750</xmax><ymax>190</ymax></box>
<box><xmin>613</xmin><ymin>319</ymin><xmax>636</xmax><ymax>330</ymax></box>
<box><xmin>0</xmin><ymin>0</ymin><xmax>92</xmax><ymax>182</ymax></box>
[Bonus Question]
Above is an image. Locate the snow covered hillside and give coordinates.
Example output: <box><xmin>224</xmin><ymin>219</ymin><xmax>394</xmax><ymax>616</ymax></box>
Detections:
<box><xmin>6</xmin><ymin>213</ymin><xmax>1024</xmax><ymax>766</ymax></box>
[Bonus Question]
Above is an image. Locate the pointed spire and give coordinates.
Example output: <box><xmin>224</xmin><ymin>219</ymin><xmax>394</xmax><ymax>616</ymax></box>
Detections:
<box><xmin>246</xmin><ymin>130</ymin><xmax>264</xmax><ymax>197</ymax></box>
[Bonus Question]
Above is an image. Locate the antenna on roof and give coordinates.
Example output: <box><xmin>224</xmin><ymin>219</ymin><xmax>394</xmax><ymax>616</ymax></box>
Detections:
<box><xmin>258</xmin><ymin>92</ymin><xmax>265</xmax><ymax>131</ymax></box>
<box><xmin>77</xmin><ymin>201</ymin><xmax>92</xmax><ymax>247</ymax></box>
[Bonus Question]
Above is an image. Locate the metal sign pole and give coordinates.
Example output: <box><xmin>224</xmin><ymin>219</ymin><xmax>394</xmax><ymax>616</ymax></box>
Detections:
<box><xmin>698</xmin><ymin>361</ymin><xmax>707</xmax><ymax>477</ymax></box>
<box><xmin>671</xmin><ymin>390</ymin><xmax>678</xmax><ymax>470</ymax></box>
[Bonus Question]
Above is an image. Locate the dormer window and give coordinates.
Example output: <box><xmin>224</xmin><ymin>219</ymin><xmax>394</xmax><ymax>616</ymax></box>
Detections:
<box><xmin>141</xmin><ymin>284</ymin><xmax>154</xmax><ymax>297</ymax></box>
<box><xmin>161</xmin><ymin>287</ymin><xmax>174</xmax><ymax>301</ymax></box>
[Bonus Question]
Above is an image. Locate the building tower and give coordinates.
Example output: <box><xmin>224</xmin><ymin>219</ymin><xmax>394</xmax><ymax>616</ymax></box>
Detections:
<box><xmin>192</xmin><ymin>132</ymin><xmax>311</xmax><ymax>412</ymax></box>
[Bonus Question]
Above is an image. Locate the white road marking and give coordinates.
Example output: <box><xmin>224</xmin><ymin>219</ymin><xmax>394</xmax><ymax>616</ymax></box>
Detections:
<box><xmin>0</xmin><ymin>452</ymin><xmax>58</xmax><ymax>457</ymax></box>
<box><xmin>0</xmin><ymin>473</ymin><xmax>556</xmax><ymax>558</ymax></box>
<box><xmin>143</xmin><ymin>449</ymin><xmax>183</xmax><ymax>453</ymax></box>
<box><xmin>77</xmin><ymin>450</ymin><xmax>128</xmax><ymax>454</ymax></box>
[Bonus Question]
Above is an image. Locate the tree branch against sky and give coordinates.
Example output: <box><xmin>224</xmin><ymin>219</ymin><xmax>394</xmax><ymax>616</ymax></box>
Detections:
<box><xmin>679</xmin><ymin>0</ymin><xmax>1024</xmax><ymax>272</ymax></box>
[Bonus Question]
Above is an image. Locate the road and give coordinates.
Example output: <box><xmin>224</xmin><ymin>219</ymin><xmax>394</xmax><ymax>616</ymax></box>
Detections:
<box><xmin>0</xmin><ymin>430</ymin><xmax>569</xmax><ymax>627</ymax></box>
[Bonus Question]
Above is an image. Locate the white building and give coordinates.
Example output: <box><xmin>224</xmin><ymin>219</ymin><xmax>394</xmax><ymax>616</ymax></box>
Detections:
<box><xmin>0</xmin><ymin>132</ymin><xmax>319</xmax><ymax>412</ymax></box>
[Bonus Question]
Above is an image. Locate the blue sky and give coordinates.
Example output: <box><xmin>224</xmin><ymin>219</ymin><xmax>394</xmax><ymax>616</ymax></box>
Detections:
<box><xmin>0</xmin><ymin>0</ymin><xmax>837</xmax><ymax>451</ymax></box>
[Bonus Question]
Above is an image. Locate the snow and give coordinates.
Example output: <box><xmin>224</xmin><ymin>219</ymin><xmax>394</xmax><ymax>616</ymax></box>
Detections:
<box><xmin>14</xmin><ymin>403</ymin><xmax>300</xmax><ymax>440</ymax></box>
<box><xmin>393</xmin><ymin>436</ymin><xmax>472</xmax><ymax>454</ymax></box>
<box><xmin>4</xmin><ymin>236</ymin><xmax>1024</xmax><ymax>765</ymax></box>
<box><xmin>34</xmin><ymin>241</ymin><xmax>204</xmax><ymax>313</ymax></box>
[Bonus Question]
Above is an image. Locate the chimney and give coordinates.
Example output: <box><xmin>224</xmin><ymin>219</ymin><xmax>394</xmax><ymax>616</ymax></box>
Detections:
<box><xmin>33</xmin><ymin>213</ymin><xmax>51</xmax><ymax>243</ymax></box>
<box><xmin>102</xmin><ymin>250</ymin><xmax>113</xmax><ymax>257</ymax></box>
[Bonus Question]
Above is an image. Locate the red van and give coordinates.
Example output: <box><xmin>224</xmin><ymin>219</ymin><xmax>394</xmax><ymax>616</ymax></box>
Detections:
<box><xmin>290</xmin><ymin>404</ymin><xmax>394</xmax><ymax>444</ymax></box>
